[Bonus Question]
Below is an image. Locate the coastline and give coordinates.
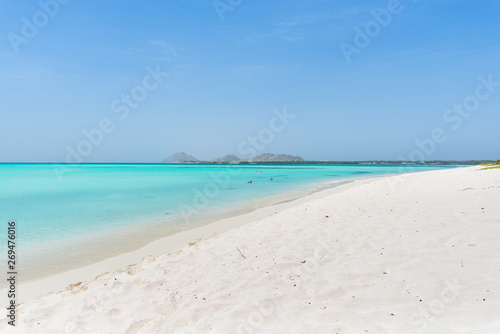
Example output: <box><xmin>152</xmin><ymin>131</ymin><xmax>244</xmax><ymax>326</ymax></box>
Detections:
<box><xmin>2</xmin><ymin>165</ymin><xmax>500</xmax><ymax>332</ymax></box>
<box><xmin>0</xmin><ymin>171</ymin><xmax>362</xmax><ymax>288</ymax></box>
<box><xmin>2</xmin><ymin>163</ymin><xmax>424</xmax><ymax>289</ymax></box>
<box><xmin>5</xmin><ymin>175</ymin><xmax>379</xmax><ymax>304</ymax></box>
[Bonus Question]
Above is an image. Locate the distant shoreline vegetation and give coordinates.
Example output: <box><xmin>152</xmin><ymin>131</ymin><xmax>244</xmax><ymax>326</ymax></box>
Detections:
<box><xmin>480</xmin><ymin>160</ymin><xmax>500</xmax><ymax>170</ymax></box>
<box><xmin>161</xmin><ymin>152</ymin><xmax>493</xmax><ymax>166</ymax></box>
<box><xmin>172</xmin><ymin>160</ymin><xmax>492</xmax><ymax>166</ymax></box>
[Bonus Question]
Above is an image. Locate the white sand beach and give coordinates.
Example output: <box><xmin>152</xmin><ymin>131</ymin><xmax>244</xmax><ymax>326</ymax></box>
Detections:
<box><xmin>2</xmin><ymin>166</ymin><xmax>499</xmax><ymax>333</ymax></box>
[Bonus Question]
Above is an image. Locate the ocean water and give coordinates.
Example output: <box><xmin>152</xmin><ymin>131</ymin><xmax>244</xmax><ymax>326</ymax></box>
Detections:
<box><xmin>0</xmin><ymin>163</ymin><xmax>455</xmax><ymax>283</ymax></box>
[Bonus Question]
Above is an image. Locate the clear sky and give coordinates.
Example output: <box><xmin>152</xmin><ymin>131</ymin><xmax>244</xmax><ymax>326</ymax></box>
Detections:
<box><xmin>1</xmin><ymin>0</ymin><xmax>499</xmax><ymax>162</ymax></box>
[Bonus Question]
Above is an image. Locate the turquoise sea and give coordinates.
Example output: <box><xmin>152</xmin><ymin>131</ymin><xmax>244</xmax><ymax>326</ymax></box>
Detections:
<box><xmin>0</xmin><ymin>163</ymin><xmax>455</xmax><ymax>284</ymax></box>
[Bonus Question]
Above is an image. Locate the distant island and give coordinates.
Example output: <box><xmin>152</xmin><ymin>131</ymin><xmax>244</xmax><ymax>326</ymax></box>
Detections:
<box><xmin>162</xmin><ymin>152</ymin><xmax>491</xmax><ymax>165</ymax></box>
<box><xmin>162</xmin><ymin>152</ymin><xmax>200</xmax><ymax>163</ymax></box>
<box><xmin>162</xmin><ymin>152</ymin><xmax>303</xmax><ymax>163</ymax></box>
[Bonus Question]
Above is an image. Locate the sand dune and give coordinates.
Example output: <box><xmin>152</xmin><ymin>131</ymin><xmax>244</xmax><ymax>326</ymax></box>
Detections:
<box><xmin>1</xmin><ymin>166</ymin><xmax>499</xmax><ymax>333</ymax></box>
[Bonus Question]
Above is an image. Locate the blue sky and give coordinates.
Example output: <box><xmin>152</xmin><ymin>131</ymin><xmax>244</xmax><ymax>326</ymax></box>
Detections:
<box><xmin>1</xmin><ymin>0</ymin><xmax>499</xmax><ymax>162</ymax></box>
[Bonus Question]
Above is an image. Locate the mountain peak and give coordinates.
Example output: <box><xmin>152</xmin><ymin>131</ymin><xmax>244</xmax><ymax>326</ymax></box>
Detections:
<box><xmin>163</xmin><ymin>152</ymin><xmax>200</xmax><ymax>163</ymax></box>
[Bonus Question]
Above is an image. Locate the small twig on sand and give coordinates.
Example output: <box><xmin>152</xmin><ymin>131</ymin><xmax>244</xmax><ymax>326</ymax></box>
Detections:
<box><xmin>236</xmin><ymin>247</ymin><xmax>246</xmax><ymax>259</ymax></box>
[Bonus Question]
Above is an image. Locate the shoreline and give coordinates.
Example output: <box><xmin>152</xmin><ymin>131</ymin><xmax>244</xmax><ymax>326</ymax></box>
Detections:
<box><xmin>3</xmin><ymin>165</ymin><xmax>499</xmax><ymax>332</ymax></box>
<box><xmin>3</xmin><ymin>173</ymin><xmax>361</xmax><ymax>289</ymax></box>
<box><xmin>6</xmin><ymin>175</ymin><xmax>380</xmax><ymax>304</ymax></box>
<box><xmin>1</xmin><ymin>164</ymin><xmax>452</xmax><ymax>289</ymax></box>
